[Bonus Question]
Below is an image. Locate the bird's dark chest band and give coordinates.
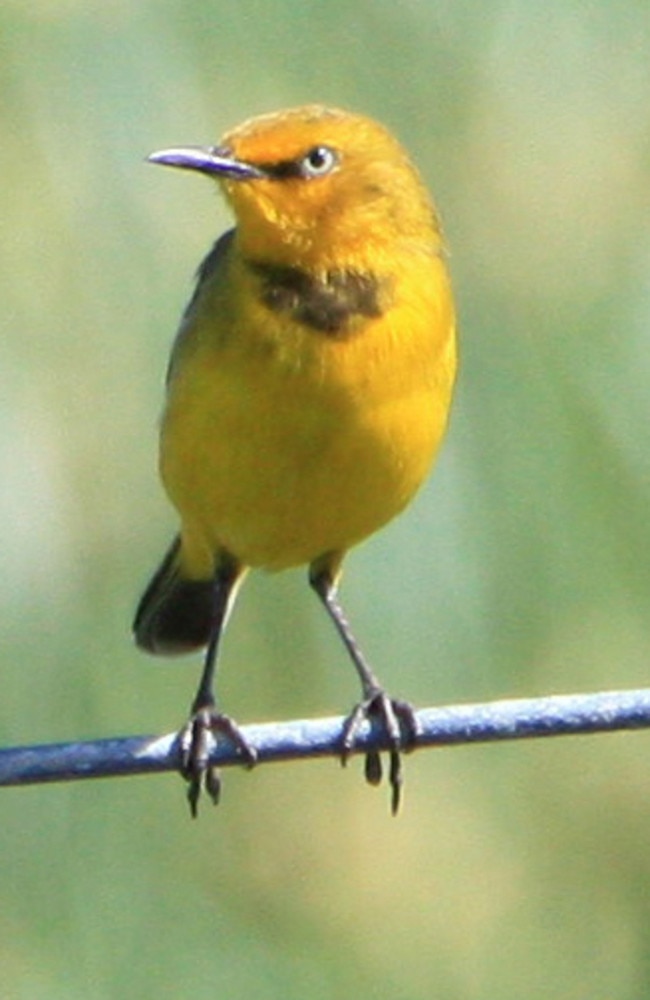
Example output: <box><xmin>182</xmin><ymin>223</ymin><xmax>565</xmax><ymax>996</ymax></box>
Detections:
<box><xmin>248</xmin><ymin>260</ymin><xmax>389</xmax><ymax>336</ymax></box>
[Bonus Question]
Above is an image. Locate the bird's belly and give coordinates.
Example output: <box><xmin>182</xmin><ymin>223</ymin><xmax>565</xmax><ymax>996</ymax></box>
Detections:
<box><xmin>160</xmin><ymin>361</ymin><xmax>447</xmax><ymax>572</ymax></box>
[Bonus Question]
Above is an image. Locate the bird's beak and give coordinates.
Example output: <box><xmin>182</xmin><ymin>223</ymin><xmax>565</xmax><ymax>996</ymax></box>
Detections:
<box><xmin>147</xmin><ymin>145</ymin><xmax>265</xmax><ymax>180</ymax></box>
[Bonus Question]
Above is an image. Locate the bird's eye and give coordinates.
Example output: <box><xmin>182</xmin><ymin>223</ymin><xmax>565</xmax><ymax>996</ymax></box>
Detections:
<box><xmin>299</xmin><ymin>146</ymin><xmax>339</xmax><ymax>178</ymax></box>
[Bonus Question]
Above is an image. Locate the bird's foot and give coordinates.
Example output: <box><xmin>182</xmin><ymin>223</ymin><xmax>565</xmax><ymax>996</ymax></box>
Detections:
<box><xmin>341</xmin><ymin>690</ymin><xmax>420</xmax><ymax>815</ymax></box>
<box><xmin>178</xmin><ymin>704</ymin><xmax>257</xmax><ymax>817</ymax></box>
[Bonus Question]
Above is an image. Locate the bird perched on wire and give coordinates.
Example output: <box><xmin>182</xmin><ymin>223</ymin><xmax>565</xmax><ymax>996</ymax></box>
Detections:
<box><xmin>134</xmin><ymin>104</ymin><xmax>457</xmax><ymax>816</ymax></box>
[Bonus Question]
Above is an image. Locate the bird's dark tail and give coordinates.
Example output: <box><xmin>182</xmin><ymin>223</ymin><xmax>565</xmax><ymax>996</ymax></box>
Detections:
<box><xmin>133</xmin><ymin>536</ymin><xmax>215</xmax><ymax>656</ymax></box>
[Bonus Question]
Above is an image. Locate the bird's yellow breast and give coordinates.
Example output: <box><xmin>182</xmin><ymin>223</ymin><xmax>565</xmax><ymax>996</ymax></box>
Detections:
<box><xmin>160</xmin><ymin>247</ymin><xmax>455</xmax><ymax>577</ymax></box>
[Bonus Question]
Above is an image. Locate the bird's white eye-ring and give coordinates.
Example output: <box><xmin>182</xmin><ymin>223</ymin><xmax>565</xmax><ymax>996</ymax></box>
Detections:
<box><xmin>299</xmin><ymin>146</ymin><xmax>339</xmax><ymax>178</ymax></box>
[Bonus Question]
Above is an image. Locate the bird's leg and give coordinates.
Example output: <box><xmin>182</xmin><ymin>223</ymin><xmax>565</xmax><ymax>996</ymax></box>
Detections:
<box><xmin>179</xmin><ymin>558</ymin><xmax>256</xmax><ymax>817</ymax></box>
<box><xmin>309</xmin><ymin>561</ymin><xmax>420</xmax><ymax>814</ymax></box>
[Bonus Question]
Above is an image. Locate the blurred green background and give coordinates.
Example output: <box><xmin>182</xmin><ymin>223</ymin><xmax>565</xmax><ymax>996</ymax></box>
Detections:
<box><xmin>2</xmin><ymin>2</ymin><xmax>650</xmax><ymax>997</ymax></box>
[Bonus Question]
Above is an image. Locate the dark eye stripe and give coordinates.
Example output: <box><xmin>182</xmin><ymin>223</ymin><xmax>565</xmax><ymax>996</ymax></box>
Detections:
<box><xmin>261</xmin><ymin>159</ymin><xmax>305</xmax><ymax>179</ymax></box>
<box><xmin>259</xmin><ymin>146</ymin><xmax>339</xmax><ymax>181</ymax></box>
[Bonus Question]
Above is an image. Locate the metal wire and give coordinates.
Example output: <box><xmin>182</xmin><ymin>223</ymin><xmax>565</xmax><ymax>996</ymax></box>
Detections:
<box><xmin>1</xmin><ymin>687</ymin><xmax>650</xmax><ymax>788</ymax></box>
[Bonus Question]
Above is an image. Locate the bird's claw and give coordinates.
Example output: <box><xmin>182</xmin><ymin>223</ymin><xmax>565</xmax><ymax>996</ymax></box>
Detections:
<box><xmin>340</xmin><ymin>691</ymin><xmax>420</xmax><ymax>815</ymax></box>
<box><xmin>178</xmin><ymin>706</ymin><xmax>257</xmax><ymax>818</ymax></box>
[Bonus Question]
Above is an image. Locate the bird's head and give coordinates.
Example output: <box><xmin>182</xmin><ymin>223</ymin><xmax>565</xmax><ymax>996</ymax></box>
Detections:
<box><xmin>148</xmin><ymin>105</ymin><xmax>442</xmax><ymax>270</ymax></box>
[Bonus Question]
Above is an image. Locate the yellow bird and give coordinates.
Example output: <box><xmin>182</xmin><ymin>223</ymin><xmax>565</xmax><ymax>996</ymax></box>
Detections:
<box><xmin>134</xmin><ymin>105</ymin><xmax>457</xmax><ymax>815</ymax></box>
